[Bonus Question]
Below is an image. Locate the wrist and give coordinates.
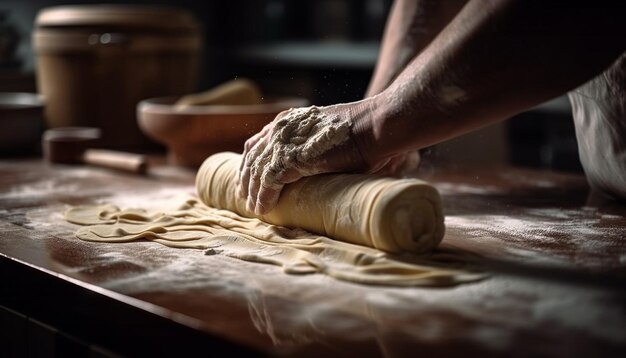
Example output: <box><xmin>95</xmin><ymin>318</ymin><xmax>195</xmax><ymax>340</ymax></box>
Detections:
<box><xmin>348</xmin><ymin>96</ymin><xmax>388</xmax><ymax>170</ymax></box>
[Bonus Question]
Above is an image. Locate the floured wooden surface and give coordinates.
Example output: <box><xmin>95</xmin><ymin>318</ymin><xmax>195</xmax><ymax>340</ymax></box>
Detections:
<box><xmin>1</xmin><ymin>160</ymin><xmax>625</xmax><ymax>357</ymax></box>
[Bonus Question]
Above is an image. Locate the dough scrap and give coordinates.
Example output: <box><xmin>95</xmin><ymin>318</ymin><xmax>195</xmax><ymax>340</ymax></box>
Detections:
<box><xmin>65</xmin><ymin>199</ymin><xmax>484</xmax><ymax>286</ymax></box>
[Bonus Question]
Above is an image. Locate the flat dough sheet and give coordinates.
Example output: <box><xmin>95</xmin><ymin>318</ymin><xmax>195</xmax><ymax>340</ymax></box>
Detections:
<box><xmin>65</xmin><ymin>198</ymin><xmax>484</xmax><ymax>287</ymax></box>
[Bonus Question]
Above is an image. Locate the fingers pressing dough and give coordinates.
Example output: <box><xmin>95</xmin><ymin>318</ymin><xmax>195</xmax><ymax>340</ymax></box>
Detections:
<box><xmin>197</xmin><ymin>152</ymin><xmax>445</xmax><ymax>254</ymax></box>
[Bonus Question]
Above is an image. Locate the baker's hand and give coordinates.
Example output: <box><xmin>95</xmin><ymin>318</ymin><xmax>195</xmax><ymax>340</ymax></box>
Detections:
<box><xmin>237</xmin><ymin>104</ymin><xmax>359</xmax><ymax>215</ymax></box>
<box><xmin>237</xmin><ymin>102</ymin><xmax>417</xmax><ymax>215</ymax></box>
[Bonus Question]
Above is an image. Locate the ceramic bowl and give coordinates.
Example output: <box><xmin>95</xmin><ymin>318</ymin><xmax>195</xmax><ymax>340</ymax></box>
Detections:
<box><xmin>0</xmin><ymin>92</ymin><xmax>45</xmax><ymax>155</ymax></box>
<box><xmin>137</xmin><ymin>96</ymin><xmax>309</xmax><ymax>167</ymax></box>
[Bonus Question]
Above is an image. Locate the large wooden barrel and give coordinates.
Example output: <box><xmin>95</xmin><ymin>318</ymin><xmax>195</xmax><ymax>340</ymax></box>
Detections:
<box><xmin>33</xmin><ymin>5</ymin><xmax>202</xmax><ymax>149</ymax></box>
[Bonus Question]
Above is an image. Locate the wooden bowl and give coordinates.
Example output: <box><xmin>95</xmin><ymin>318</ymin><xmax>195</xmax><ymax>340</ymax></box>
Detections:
<box><xmin>137</xmin><ymin>96</ymin><xmax>309</xmax><ymax>167</ymax></box>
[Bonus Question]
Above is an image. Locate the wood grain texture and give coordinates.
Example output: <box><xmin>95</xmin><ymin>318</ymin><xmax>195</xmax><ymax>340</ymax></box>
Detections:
<box><xmin>1</xmin><ymin>158</ymin><xmax>625</xmax><ymax>357</ymax></box>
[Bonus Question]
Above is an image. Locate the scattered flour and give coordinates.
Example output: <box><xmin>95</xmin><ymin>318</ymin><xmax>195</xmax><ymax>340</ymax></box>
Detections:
<box><xmin>21</xmin><ymin>189</ymin><xmax>626</xmax><ymax>355</ymax></box>
<box><xmin>436</xmin><ymin>182</ymin><xmax>506</xmax><ymax>195</ymax></box>
<box><xmin>93</xmin><ymin>187</ymin><xmax>196</xmax><ymax>210</ymax></box>
<box><xmin>446</xmin><ymin>208</ymin><xmax>625</xmax><ymax>267</ymax></box>
<box><xmin>1</xmin><ymin>173</ymin><xmax>83</xmax><ymax>199</ymax></box>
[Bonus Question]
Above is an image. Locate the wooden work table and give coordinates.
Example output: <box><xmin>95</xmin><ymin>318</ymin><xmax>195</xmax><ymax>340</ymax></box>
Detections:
<box><xmin>1</xmin><ymin>158</ymin><xmax>625</xmax><ymax>357</ymax></box>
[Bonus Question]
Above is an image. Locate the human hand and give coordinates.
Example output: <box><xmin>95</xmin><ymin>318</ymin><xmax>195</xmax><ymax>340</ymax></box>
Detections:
<box><xmin>237</xmin><ymin>103</ymin><xmax>370</xmax><ymax>215</ymax></box>
<box><xmin>237</xmin><ymin>100</ymin><xmax>422</xmax><ymax>215</ymax></box>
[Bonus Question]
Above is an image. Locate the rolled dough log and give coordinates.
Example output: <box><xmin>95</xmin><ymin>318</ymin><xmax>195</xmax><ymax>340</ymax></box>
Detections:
<box><xmin>196</xmin><ymin>152</ymin><xmax>444</xmax><ymax>254</ymax></box>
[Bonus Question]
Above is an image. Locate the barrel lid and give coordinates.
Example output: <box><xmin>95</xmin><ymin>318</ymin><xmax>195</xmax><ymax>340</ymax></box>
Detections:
<box><xmin>35</xmin><ymin>5</ymin><xmax>200</xmax><ymax>32</ymax></box>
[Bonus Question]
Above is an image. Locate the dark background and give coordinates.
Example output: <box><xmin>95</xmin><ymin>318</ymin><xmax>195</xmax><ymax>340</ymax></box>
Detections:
<box><xmin>1</xmin><ymin>0</ymin><xmax>582</xmax><ymax>172</ymax></box>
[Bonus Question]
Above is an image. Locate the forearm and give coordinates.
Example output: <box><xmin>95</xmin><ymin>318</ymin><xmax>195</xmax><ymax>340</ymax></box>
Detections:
<box><xmin>360</xmin><ymin>0</ymin><xmax>626</xmax><ymax>161</ymax></box>
<box><xmin>365</xmin><ymin>0</ymin><xmax>468</xmax><ymax>97</ymax></box>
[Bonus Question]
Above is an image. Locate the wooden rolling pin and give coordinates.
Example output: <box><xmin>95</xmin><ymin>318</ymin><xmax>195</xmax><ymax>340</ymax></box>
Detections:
<box><xmin>43</xmin><ymin>127</ymin><xmax>147</xmax><ymax>174</ymax></box>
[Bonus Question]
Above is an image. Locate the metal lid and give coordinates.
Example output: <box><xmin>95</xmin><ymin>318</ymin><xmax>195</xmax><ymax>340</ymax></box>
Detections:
<box><xmin>35</xmin><ymin>5</ymin><xmax>200</xmax><ymax>33</ymax></box>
